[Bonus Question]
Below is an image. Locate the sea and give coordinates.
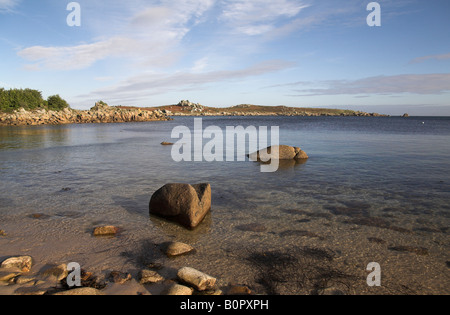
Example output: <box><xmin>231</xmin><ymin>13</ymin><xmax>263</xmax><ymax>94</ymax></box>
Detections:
<box><xmin>0</xmin><ymin>116</ymin><xmax>449</xmax><ymax>294</ymax></box>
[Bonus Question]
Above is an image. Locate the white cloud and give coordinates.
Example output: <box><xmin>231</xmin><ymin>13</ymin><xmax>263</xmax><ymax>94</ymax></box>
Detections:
<box><xmin>287</xmin><ymin>74</ymin><xmax>450</xmax><ymax>96</ymax></box>
<box><xmin>0</xmin><ymin>0</ymin><xmax>19</xmax><ymax>12</ymax></box>
<box><xmin>220</xmin><ymin>0</ymin><xmax>309</xmax><ymax>35</ymax></box>
<box><xmin>17</xmin><ymin>0</ymin><xmax>216</xmax><ymax>71</ymax></box>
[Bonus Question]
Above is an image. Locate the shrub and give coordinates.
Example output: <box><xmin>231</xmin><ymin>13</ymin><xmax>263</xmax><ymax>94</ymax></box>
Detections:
<box><xmin>47</xmin><ymin>94</ymin><xmax>69</xmax><ymax>110</ymax></box>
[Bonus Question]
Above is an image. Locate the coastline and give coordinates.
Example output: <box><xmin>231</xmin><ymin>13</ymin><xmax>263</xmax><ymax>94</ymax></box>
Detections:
<box><xmin>0</xmin><ymin>100</ymin><xmax>390</xmax><ymax>127</ymax></box>
<box><xmin>0</xmin><ymin>102</ymin><xmax>171</xmax><ymax>127</ymax></box>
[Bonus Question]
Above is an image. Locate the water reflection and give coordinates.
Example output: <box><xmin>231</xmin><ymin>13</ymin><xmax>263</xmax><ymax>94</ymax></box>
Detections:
<box><xmin>0</xmin><ymin>126</ymin><xmax>70</xmax><ymax>150</ymax></box>
<box><xmin>252</xmin><ymin>158</ymin><xmax>308</xmax><ymax>171</ymax></box>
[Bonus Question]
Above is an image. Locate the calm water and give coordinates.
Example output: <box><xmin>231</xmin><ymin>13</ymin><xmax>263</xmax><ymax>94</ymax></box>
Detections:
<box><xmin>0</xmin><ymin>116</ymin><xmax>449</xmax><ymax>294</ymax></box>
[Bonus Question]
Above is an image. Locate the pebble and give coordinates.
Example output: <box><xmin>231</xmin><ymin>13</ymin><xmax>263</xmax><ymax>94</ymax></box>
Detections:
<box><xmin>177</xmin><ymin>267</ymin><xmax>216</xmax><ymax>291</ymax></box>
<box><xmin>139</xmin><ymin>270</ymin><xmax>164</xmax><ymax>284</ymax></box>
<box><xmin>164</xmin><ymin>284</ymin><xmax>194</xmax><ymax>296</ymax></box>
<box><xmin>93</xmin><ymin>226</ymin><xmax>119</xmax><ymax>237</ymax></box>
<box><xmin>53</xmin><ymin>287</ymin><xmax>104</xmax><ymax>295</ymax></box>
<box><xmin>161</xmin><ymin>241</ymin><xmax>195</xmax><ymax>257</ymax></box>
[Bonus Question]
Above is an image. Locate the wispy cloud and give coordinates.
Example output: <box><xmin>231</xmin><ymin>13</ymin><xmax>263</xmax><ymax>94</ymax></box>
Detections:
<box><xmin>80</xmin><ymin>59</ymin><xmax>295</xmax><ymax>103</ymax></box>
<box><xmin>17</xmin><ymin>0</ymin><xmax>215</xmax><ymax>71</ymax></box>
<box><xmin>410</xmin><ymin>53</ymin><xmax>450</xmax><ymax>64</ymax></box>
<box><xmin>220</xmin><ymin>0</ymin><xmax>309</xmax><ymax>35</ymax></box>
<box><xmin>286</xmin><ymin>74</ymin><xmax>450</xmax><ymax>96</ymax></box>
<box><xmin>0</xmin><ymin>0</ymin><xmax>20</xmax><ymax>12</ymax></box>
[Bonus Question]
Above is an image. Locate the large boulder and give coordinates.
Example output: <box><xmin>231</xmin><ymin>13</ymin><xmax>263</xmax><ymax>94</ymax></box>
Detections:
<box><xmin>149</xmin><ymin>183</ymin><xmax>211</xmax><ymax>229</ymax></box>
<box><xmin>248</xmin><ymin>145</ymin><xmax>309</xmax><ymax>161</ymax></box>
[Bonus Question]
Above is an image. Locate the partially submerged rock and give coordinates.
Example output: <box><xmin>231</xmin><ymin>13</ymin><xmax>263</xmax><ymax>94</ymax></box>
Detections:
<box><xmin>1</xmin><ymin>256</ymin><xmax>33</xmax><ymax>272</ymax></box>
<box><xmin>149</xmin><ymin>183</ymin><xmax>211</xmax><ymax>229</ymax></box>
<box><xmin>93</xmin><ymin>226</ymin><xmax>119</xmax><ymax>237</ymax></box>
<box><xmin>160</xmin><ymin>241</ymin><xmax>195</xmax><ymax>257</ymax></box>
<box><xmin>248</xmin><ymin>145</ymin><xmax>309</xmax><ymax>161</ymax></box>
<box><xmin>177</xmin><ymin>267</ymin><xmax>216</xmax><ymax>291</ymax></box>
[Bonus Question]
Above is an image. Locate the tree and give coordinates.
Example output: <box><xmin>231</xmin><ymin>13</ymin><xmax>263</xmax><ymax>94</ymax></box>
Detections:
<box><xmin>47</xmin><ymin>94</ymin><xmax>69</xmax><ymax>110</ymax></box>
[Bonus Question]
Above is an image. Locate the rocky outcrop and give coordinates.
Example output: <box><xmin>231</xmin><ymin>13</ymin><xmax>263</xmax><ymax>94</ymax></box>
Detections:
<box><xmin>248</xmin><ymin>145</ymin><xmax>309</xmax><ymax>161</ymax></box>
<box><xmin>149</xmin><ymin>183</ymin><xmax>211</xmax><ymax>229</ymax></box>
<box><xmin>0</xmin><ymin>102</ymin><xmax>170</xmax><ymax>126</ymax></box>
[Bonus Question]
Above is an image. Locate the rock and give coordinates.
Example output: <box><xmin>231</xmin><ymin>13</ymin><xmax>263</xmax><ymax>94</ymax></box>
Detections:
<box><xmin>0</xmin><ymin>270</ymin><xmax>21</xmax><ymax>282</ymax></box>
<box><xmin>161</xmin><ymin>242</ymin><xmax>195</xmax><ymax>257</ymax></box>
<box><xmin>14</xmin><ymin>276</ymin><xmax>36</xmax><ymax>285</ymax></box>
<box><xmin>248</xmin><ymin>145</ymin><xmax>308</xmax><ymax>161</ymax></box>
<box><xmin>177</xmin><ymin>267</ymin><xmax>216</xmax><ymax>291</ymax></box>
<box><xmin>108</xmin><ymin>271</ymin><xmax>132</xmax><ymax>284</ymax></box>
<box><xmin>149</xmin><ymin>183</ymin><xmax>211</xmax><ymax>229</ymax></box>
<box><xmin>52</xmin><ymin>287</ymin><xmax>104</xmax><ymax>295</ymax></box>
<box><xmin>40</xmin><ymin>264</ymin><xmax>68</xmax><ymax>281</ymax></box>
<box><xmin>164</xmin><ymin>283</ymin><xmax>194</xmax><ymax>295</ymax></box>
<box><xmin>139</xmin><ymin>270</ymin><xmax>164</xmax><ymax>284</ymax></box>
<box><xmin>1</xmin><ymin>256</ymin><xmax>33</xmax><ymax>272</ymax></box>
<box><xmin>93</xmin><ymin>226</ymin><xmax>119</xmax><ymax>237</ymax></box>
<box><xmin>14</xmin><ymin>286</ymin><xmax>49</xmax><ymax>296</ymax></box>
<box><xmin>402</xmin><ymin>113</ymin><xmax>410</xmax><ymax>118</ymax></box>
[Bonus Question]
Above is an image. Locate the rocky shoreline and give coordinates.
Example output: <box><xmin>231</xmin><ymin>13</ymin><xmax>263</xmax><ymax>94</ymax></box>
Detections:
<box><xmin>0</xmin><ymin>102</ymin><xmax>171</xmax><ymax>127</ymax></box>
<box><xmin>0</xmin><ymin>241</ymin><xmax>250</xmax><ymax>296</ymax></box>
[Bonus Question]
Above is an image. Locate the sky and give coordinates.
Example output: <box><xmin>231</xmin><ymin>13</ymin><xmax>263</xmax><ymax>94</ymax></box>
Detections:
<box><xmin>0</xmin><ymin>0</ymin><xmax>449</xmax><ymax>115</ymax></box>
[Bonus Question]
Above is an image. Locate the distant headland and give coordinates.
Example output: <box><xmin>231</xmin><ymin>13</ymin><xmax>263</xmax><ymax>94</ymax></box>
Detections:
<box><xmin>119</xmin><ymin>100</ymin><xmax>389</xmax><ymax>118</ymax></box>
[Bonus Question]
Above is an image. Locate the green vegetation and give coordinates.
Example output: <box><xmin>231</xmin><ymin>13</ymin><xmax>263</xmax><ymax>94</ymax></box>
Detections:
<box><xmin>0</xmin><ymin>88</ymin><xmax>70</xmax><ymax>113</ymax></box>
<box><xmin>47</xmin><ymin>94</ymin><xmax>69</xmax><ymax>111</ymax></box>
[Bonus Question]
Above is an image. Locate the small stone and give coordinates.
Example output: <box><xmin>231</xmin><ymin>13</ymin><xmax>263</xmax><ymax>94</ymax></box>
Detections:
<box><xmin>177</xmin><ymin>267</ymin><xmax>216</xmax><ymax>291</ymax></box>
<box><xmin>161</xmin><ymin>242</ymin><xmax>195</xmax><ymax>257</ymax></box>
<box><xmin>1</xmin><ymin>256</ymin><xmax>33</xmax><ymax>272</ymax></box>
<box><xmin>93</xmin><ymin>226</ymin><xmax>119</xmax><ymax>237</ymax></box>
<box><xmin>52</xmin><ymin>287</ymin><xmax>104</xmax><ymax>295</ymax></box>
<box><xmin>40</xmin><ymin>264</ymin><xmax>68</xmax><ymax>281</ymax></box>
<box><xmin>164</xmin><ymin>284</ymin><xmax>194</xmax><ymax>296</ymax></box>
<box><xmin>139</xmin><ymin>270</ymin><xmax>164</xmax><ymax>284</ymax></box>
<box><xmin>108</xmin><ymin>271</ymin><xmax>132</xmax><ymax>284</ymax></box>
<box><xmin>0</xmin><ymin>270</ymin><xmax>21</xmax><ymax>282</ymax></box>
<box><xmin>14</xmin><ymin>276</ymin><xmax>36</xmax><ymax>285</ymax></box>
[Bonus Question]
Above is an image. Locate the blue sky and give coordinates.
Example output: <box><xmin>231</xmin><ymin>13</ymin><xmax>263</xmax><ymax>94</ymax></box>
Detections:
<box><xmin>1</xmin><ymin>0</ymin><xmax>449</xmax><ymax>115</ymax></box>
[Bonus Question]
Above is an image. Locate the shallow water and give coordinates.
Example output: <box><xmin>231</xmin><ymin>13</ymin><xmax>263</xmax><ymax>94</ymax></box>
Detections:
<box><xmin>0</xmin><ymin>116</ymin><xmax>449</xmax><ymax>294</ymax></box>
